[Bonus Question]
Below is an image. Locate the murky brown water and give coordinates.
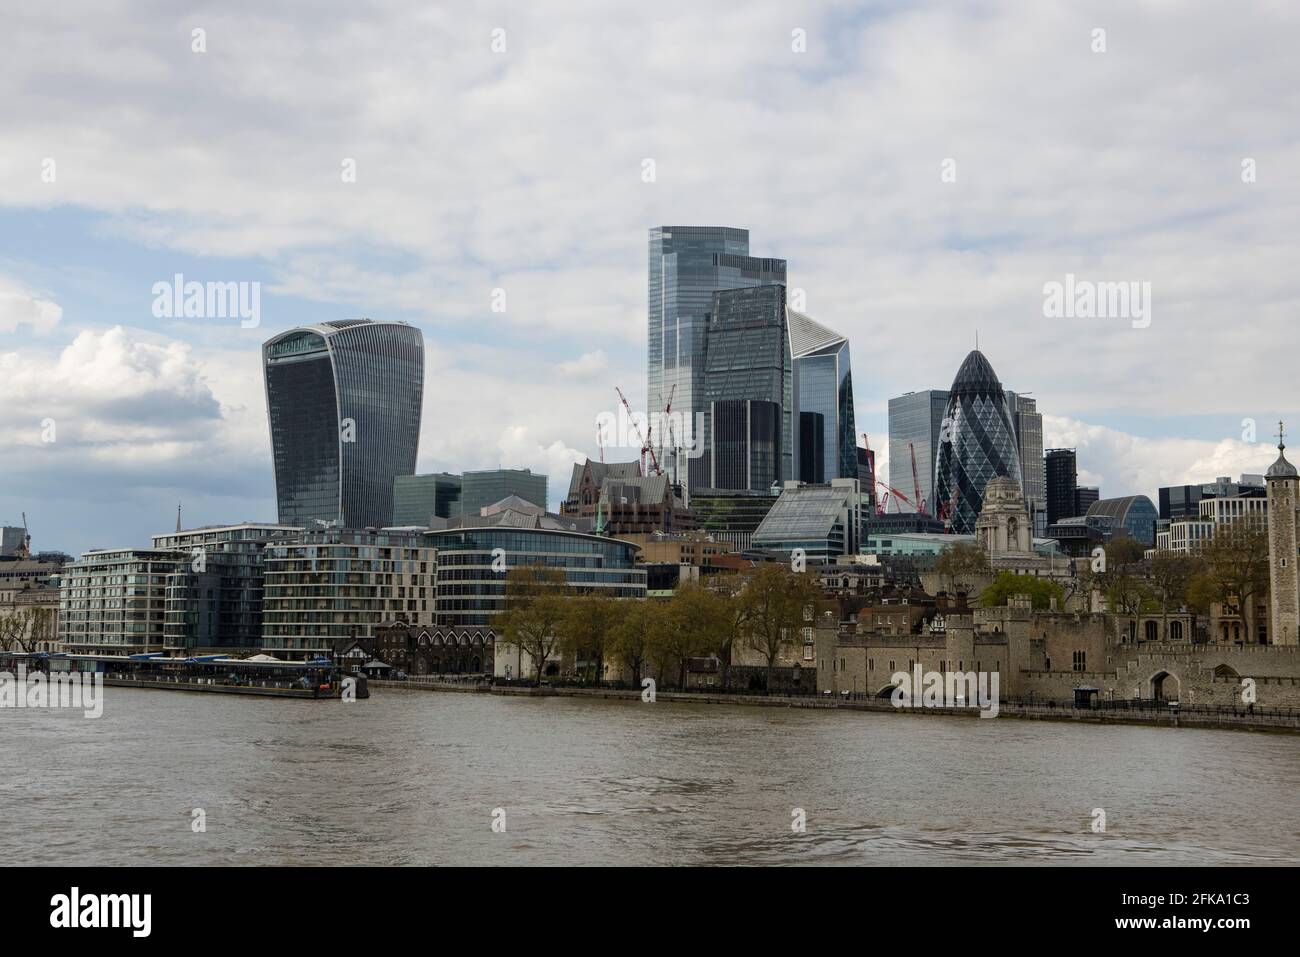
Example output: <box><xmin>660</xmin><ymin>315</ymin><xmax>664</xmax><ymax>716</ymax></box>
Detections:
<box><xmin>2</xmin><ymin>686</ymin><xmax>1297</xmax><ymax>865</ymax></box>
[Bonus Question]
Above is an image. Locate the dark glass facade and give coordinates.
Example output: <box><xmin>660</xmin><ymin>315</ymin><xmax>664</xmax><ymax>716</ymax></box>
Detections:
<box><xmin>933</xmin><ymin>350</ymin><xmax>1023</xmax><ymax>534</ymax></box>
<box><xmin>428</xmin><ymin>528</ymin><xmax>645</xmax><ymax>627</ymax></box>
<box><xmin>710</xmin><ymin>399</ymin><xmax>781</xmax><ymax>492</ymax></box>
<box><xmin>263</xmin><ymin>320</ymin><xmax>424</xmax><ymax>530</ymax></box>
<box><xmin>698</xmin><ymin>285</ymin><xmax>794</xmax><ymax>487</ymax></box>
<box><xmin>1045</xmin><ymin>448</ymin><xmax>1078</xmax><ymax>525</ymax></box>
<box><xmin>393</xmin><ymin>473</ymin><xmax>462</xmax><ymax>525</ymax></box>
<box><xmin>647</xmin><ymin>227</ymin><xmax>785</xmax><ymax>492</ymax></box>
<box><xmin>800</xmin><ymin>411</ymin><xmax>826</xmax><ymax>484</ymax></box>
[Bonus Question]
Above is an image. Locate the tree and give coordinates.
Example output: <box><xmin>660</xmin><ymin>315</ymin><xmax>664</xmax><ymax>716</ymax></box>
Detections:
<box><xmin>496</xmin><ymin>565</ymin><xmax>568</xmax><ymax>680</ymax></box>
<box><xmin>704</xmin><ymin>576</ymin><xmax>750</xmax><ymax>690</ymax></box>
<box><xmin>742</xmin><ymin>564</ymin><xmax>823</xmax><ymax>692</ymax></box>
<box><xmin>657</xmin><ymin>583</ymin><xmax>730</xmax><ymax>689</ymax></box>
<box><xmin>933</xmin><ymin>541</ymin><xmax>990</xmax><ymax>595</ymax></box>
<box><xmin>978</xmin><ymin>571</ymin><xmax>1065</xmax><ymax>610</ymax></box>
<box><xmin>558</xmin><ymin>594</ymin><xmax>616</xmax><ymax>681</ymax></box>
<box><xmin>1197</xmin><ymin>517</ymin><xmax>1270</xmax><ymax>644</ymax></box>
<box><xmin>1148</xmin><ymin>551</ymin><xmax>1203</xmax><ymax>641</ymax></box>
<box><xmin>608</xmin><ymin>599</ymin><xmax>654</xmax><ymax>686</ymax></box>
<box><xmin>0</xmin><ymin>606</ymin><xmax>52</xmax><ymax>654</ymax></box>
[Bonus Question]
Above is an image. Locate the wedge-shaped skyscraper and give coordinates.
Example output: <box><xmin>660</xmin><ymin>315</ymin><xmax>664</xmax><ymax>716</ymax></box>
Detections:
<box><xmin>263</xmin><ymin>319</ymin><xmax>424</xmax><ymax>529</ymax></box>
<box><xmin>789</xmin><ymin>310</ymin><xmax>857</xmax><ymax>484</ymax></box>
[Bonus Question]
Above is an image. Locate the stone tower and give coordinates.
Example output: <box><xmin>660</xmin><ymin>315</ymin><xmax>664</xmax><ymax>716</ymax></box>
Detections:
<box><xmin>975</xmin><ymin>473</ymin><xmax>1036</xmax><ymax>561</ymax></box>
<box><xmin>1266</xmin><ymin>421</ymin><xmax>1300</xmax><ymax>646</ymax></box>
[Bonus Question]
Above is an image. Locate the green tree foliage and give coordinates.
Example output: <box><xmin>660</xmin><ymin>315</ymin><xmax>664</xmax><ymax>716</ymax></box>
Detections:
<box><xmin>496</xmin><ymin>564</ymin><xmax>568</xmax><ymax>680</ymax></box>
<box><xmin>1193</xmin><ymin>517</ymin><xmax>1271</xmax><ymax>643</ymax></box>
<box><xmin>978</xmin><ymin>571</ymin><xmax>1065</xmax><ymax>610</ymax></box>
<box><xmin>742</xmin><ymin>563</ymin><xmax>823</xmax><ymax>690</ymax></box>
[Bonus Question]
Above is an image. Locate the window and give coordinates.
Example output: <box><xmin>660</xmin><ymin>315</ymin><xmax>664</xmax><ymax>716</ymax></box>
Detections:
<box><xmin>1072</xmin><ymin>651</ymin><xmax>1086</xmax><ymax>672</ymax></box>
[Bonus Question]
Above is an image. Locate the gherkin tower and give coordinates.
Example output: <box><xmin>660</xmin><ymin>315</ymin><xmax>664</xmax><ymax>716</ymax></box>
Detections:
<box><xmin>933</xmin><ymin>350</ymin><xmax>1023</xmax><ymax>534</ymax></box>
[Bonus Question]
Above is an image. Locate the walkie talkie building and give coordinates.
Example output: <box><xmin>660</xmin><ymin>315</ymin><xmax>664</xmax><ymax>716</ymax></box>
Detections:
<box><xmin>263</xmin><ymin>319</ymin><xmax>424</xmax><ymax>530</ymax></box>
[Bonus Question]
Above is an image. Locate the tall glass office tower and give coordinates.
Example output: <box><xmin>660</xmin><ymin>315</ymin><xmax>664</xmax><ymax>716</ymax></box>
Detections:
<box><xmin>647</xmin><ymin>226</ymin><xmax>785</xmax><ymax>494</ymax></box>
<box><xmin>789</xmin><ymin>311</ymin><xmax>856</xmax><ymax>483</ymax></box>
<box><xmin>933</xmin><ymin>350</ymin><xmax>1023</xmax><ymax>534</ymax></box>
<box><xmin>698</xmin><ymin>285</ymin><xmax>795</xmax><ymax>488</ymax></box>
<box><xmin>263</xmin><ymin>319</ymin><xmax>424</xmax><ymax>530</ymax></box>
<box><xmin>1005</xmin><ymin>391</ymin><xmax>1046</xmax><ymax>536</ymax></box>
<box><xmin>887</xmin><ymin>390</ymin><xmax>949</xmax><ymax>514</ymax></box>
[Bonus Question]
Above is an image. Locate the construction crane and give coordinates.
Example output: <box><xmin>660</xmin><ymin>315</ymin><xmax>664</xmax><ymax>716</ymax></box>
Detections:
<box><xmin>908</xmin><ymin>442</ymin><xmax>927</xmax><ymax>515</ymax></box>
<box><xmin>17</xmin><ymin>512</ymin><xmax>31</xmax><ymax>560</ymax></box>
<box><xmin>614</xmin><ymin>386</ymin><xmax>660</xmax><ymax>475</ymax></box>
<box><xmin>655</xmin><ymin>383</ymin><xmax>677</xmax><ymax>482</ymax></box>
<box><xmin>875</xmin><ymin>478</ymin><xmax>918</xmax><ymax>515</ymax></box>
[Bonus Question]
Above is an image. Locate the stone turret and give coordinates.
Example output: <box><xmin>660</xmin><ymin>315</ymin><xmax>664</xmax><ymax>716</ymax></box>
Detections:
<box><xmin>1267</xmin><ymin>421</ymin><xmax>1299</xmax><ymax>645</ymax></box>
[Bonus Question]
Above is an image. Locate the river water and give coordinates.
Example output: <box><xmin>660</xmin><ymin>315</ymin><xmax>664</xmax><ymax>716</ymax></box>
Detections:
<box><xmin>3</xmin><ymin>686</ymin><xmax>1297</xmax><ymax>866</ymax></box>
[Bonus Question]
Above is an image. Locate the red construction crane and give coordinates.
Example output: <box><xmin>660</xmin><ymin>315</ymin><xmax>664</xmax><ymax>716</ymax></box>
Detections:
<box><xmin>615</xmin><ymin>386</ymin><xmax>660</xmax><ymax>475</ymax></box>
<box><xmin>875</xmin><ymin>478</ymin><xmax>918</xmax><ymax>514</ymax></box>
<box><xmin>908</xmin><ymin>442</ymin><xmax>927</xmax><ymax>515</ymax></box>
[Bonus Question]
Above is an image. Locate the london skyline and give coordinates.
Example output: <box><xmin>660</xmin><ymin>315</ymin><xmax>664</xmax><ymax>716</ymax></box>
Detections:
<box><xmin>3</xmin><ymin>2</ymin><xmax>1297</xmax><ymax>555</ymax></box>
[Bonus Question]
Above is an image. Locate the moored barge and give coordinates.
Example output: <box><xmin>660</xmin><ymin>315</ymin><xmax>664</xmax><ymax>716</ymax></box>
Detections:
<box><xmin>0</xmin><ymin>652</ymin><xmax>366</xmax><ymax>699</ymax></box>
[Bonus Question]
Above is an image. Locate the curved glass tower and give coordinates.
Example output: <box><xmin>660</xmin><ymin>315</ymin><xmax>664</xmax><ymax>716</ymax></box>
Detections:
<box><xmin>263</xmin><ymin>319</ymin><xmax>423</xmax><ymax>529</ymax></box>
<box><xmin>933</xmin><ymin>349</ymin><xmax>1022</xmax><ymax>534</ymax></box>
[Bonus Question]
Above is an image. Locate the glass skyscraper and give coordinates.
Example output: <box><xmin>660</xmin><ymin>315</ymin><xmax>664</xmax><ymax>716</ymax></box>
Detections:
<box><xmin>647</xmin><ymin>227</ymin><xmax>785</xmax><ymax>493</ymax></box>
<box><xmin>789</xmin><ymin>310</ymin><xmax>856</xmax><ymax>483</ymax></box>
<box><xmin>1005</xmin><ymin>392</ymin><xmax>1046</xmax><ymax>536</ymax></box>
<box><xmin>698</xmin><ymin>284</ymin><xmax>795</xmax><ymax>487</ymax></box>
<box><xmin>887</xmin><ymin>390</ymin><xmax>949</xmax><ymax>514</ymax></box>
<box><xmin>263</xmin><ymin>319</ymin><xmax>424</xmax><ymax>530</ymax></box>
<box><xmin>933</xmin><ymin>350</ymin><xmax>1023</xmax><ymax>534</ymax></box>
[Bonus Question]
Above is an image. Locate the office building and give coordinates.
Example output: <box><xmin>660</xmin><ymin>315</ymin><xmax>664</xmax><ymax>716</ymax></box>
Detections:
<box><xmin>933</xmin><ymin>350</ymin><xmax>1023</xmax><ymax>534</ymax></box>
<box><xmin>1045</xmin><ymin>449</ymin><xmax>1078</xmax><ymax>526</ymax></box>
<box><xmin>1158</xmin><ymin>474</ymin><xmax>1266</xmax><ymax>521</ymax></box>
<box><xmin>688</xmin><ymin>488</ymin><xmax>781</xmax><ymax>551</ymax></box>
<box><xmin>789</xmin><ymin>310</ymin><xmax>857</xmax><ymax>483</ymax></box>
<box><xmin>459</xmin><ymin>468</ymin><xmax>548</xmax><ymax>517</ymax></box>
<box><xmin>751</xmin><ymin>478</ymin><xmax>862</xmax><ymax>563</ymax></box>
<box><xmin>427</xmin><ymin>508</ymin><xmax>645</xmax><ymax>629</ymax></box>
<box><xmin>393</xmin><ymin>473</ymin><xmax>463</xmax><ymax>526</ymax></box>
<box><xmin>887</xmin><ymin>390</ymin><xmax>949</xmax><ymax>515</ymax></box>
<box><xmin>709</xmin><ymin>399</ymin><xmax>782</xmax><ymax>492</ymax></box>
<box><xmin>800</xmin><ymin>412</ymin><xmax>826</xmax><ymax>484</ymax></box>
<box><xmin>695</xmin><ymin>285</ymin><xmax>796</xmax><ymax>489</ymax></box>
<box><xmin>647</xmin><ymin>226</ymin><xmax>786</xmax><ymax>493</ymax></box>
<box><xmin>263</xmin><ymin>320</ymin><xmax>424</xmax><ymax>530</ymax></box>
<box><xmin>1086</xmin><ymin>495</ymin><xmax>1159</xmax><ymax>546</ymax></box>
<box><xmin>1004</xmin><ymin>392</ymin><xmax>1046</xmax><ymax>536</ymax></box>
<box><xmin>1075</xmin><ymin>486</ymin><xmax>1100</xmax><ymax>515</ymax></box>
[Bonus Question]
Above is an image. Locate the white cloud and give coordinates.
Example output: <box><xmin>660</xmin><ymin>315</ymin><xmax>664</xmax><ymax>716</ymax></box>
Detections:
<box><xmin>1044</xmin><ymin>414</ymin><xmax>1277</xmax><ymax>499</ymax></box>
<box><xmin>0</xmin><ymin>280</ymin><xmax>62</xmax><ymax>334</ymax></box>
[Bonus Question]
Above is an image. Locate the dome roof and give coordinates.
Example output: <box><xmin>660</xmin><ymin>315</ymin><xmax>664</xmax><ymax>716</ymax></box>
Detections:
<box><xmin>1267</xmin><ymin>447</ymin><xmax>1298</xmax><ymax>478</ymax></box>
<box><xmin>949</xmin><ymin>349</ymin><xmax>1004</xmax><ymax>396</ymax></box>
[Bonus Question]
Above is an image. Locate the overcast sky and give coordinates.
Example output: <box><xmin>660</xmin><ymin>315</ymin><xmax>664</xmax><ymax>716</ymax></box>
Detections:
<box><xmin>1</xmin><ymin>0</ymin><xmax>1297</xmax><ymax>555</ymax></box>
